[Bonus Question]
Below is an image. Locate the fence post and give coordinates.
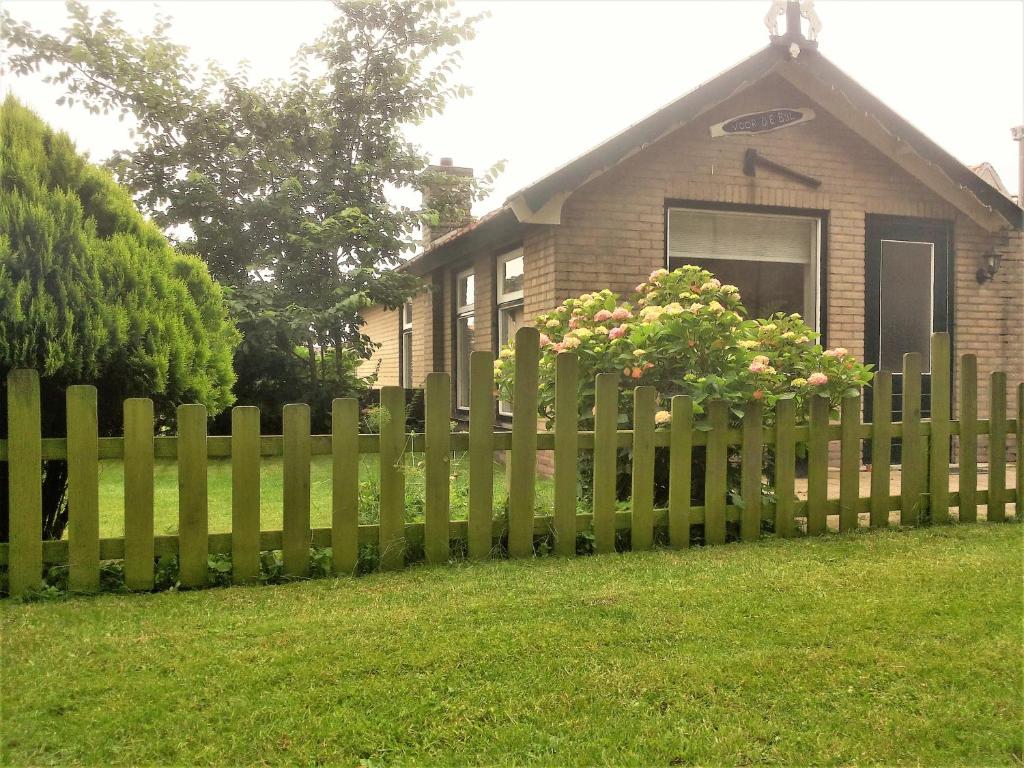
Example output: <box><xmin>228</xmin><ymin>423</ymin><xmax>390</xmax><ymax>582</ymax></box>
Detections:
<box><xmin>424</xmin><ymin>372</ymin><xmax>451</xmax><ymax>565</ymax></box>
<box><xmin>774</xmin><ymin>397</ymin><xmax>796</xmax><ymax>538</ymax></box>
<box><xmin>592</xmin><ymin>373</ymin><xmax>619</xmax><ymax>554</ymax></box>
<box><xmin>704</xmin><ymin>400</ymin><xmax>728</xmax><ymax>546</ymax></box>
<box><xmin>928</xmin><ymin>333</ymin><xmax>951</xmax><ymax>524</ymax></box>
<box><xmin>508</xmin><ymin>326</ymin><xmax>539</xmax><ymax>558</ymax></box>
<box><xmin>901</xmin><ymin>352</ymin><xmax>924</xmax><ymax>526</ymax></box>
<box><xmin>668</xmin><ymin>395</ymin><xmax>693</xmax><ymax>548</ymax></box>
<box><xmin>870</xmin><ymin>372</ymin><xmax>892</xmax><ymax>528</ymax></box>
<box><xmin>740</xmin><ymin>400</ymin><xmax>763</xmax><ymax>542</ymax></box>
<box><xmin>468</xmin><ymin>351</ymin><xmax>494</xmax><ymax>560</ymax></box>
<box><xmin>282</xmin><ymin>403</ymin><xmax>311</xmax><ymax>577</ymax></box>
<box><xmin>807</xmin><ymin>395</ymin><xmax>829</xmax><ymax>535</ymax></box>
<box><xmin>378</xmin><ymin>386</ymin><xmax>406</xmax><ymax>571</ymax></box>
<box><xmin>1018</xmin><ymin>384</ymin><xmax>1023</xmax><ymax>520</ymax></box>
<box><xmin>958</xmin><ymin>356</ymin><xmax>978</xmax><ymax>523</ymax></box>
<box><xmin>988</xmin><ymin>372</ymin><xmax>1007</xmax><ymax>523</ymax></box>
<box><xmin>231</xmin><ymin>406</ymin><xmax>261</xmax><ymax>584</ymax></box>
<box><xmin>332</xmin><ymin>398</ymin><xmax>360</xmax><ymax>574</ymax></box>
<box><xmin>839</xmin><ymin>393</ymin><xmax>860</xmax><ymax>532</ymax></box>
<box><xmin>631</xmin><ymin>386</ymin><xmax>656</xmax><ymax>551</ymax></box>
<box><xmin>123</xmin><ymin>398</ymin><xmax>155</xmax><ymax>590</ymax></box>
<box><xmin>177</xmin><ymin>403</ymin><xmax>208</xmax><ymax>587</ymax></box>
<box><xmin>67</xmin><ymin>385</ymin><xmax>99</xmax><ymax>593</ymax></box>
<box><xmin>7</xmin><ymin>370</ymin><xmax>42</xmax><ymax>595</ymax></box>
<box><xmin>553</xmin><ymin>352</ymin><xmax>579</xmax><ymax>556</ymax></box>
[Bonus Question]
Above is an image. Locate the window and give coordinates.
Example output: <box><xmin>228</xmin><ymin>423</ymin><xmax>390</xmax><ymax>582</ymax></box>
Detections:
<box><xmin>455</xmin><ymin>268</ymin><xmax>475</xmax><ymax>410</ymax></box>
<box><xmin>400</xmin><ymin>300</ymin><xmax>413</xmax><ymax>387</ymax></box>
<box><xmin>666</xmin><ymin>207</ymin><xmax>820</xmax><ymax>328</ymax></box>
<box><xmin>497</xmin><ymin>249</ymin><xmax>524</xmax><ymax>415</ymax></box>
<box><xmin>878</xmin><ymin>240</ymin><xmax>934</xmax><ymax>372</ymax></box>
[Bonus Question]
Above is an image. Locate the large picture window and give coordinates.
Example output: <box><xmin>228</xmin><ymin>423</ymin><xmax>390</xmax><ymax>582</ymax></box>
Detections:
<box><xmin>666</xmin><ymin>207</ymin><xmax>820</xmax><ymax>328</ymax></box>
<box><xmin>497</xmin><ymin>249</ymin><xmax>524</xmax><ymax>416</ymax></box>
<box><xmin>455</xmin><ymin>268</ymin><xmax>475</xmax><ymax>410</ymax></box>
<box><xmin>400</xmin><ymin>300</ymin><xmax>413</xmax><ymax>387</ymax></box>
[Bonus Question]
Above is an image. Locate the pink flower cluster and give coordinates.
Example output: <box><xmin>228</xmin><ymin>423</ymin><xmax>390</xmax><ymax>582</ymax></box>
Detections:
<box><xmin>807</xmin><ymin>372</ymin><xmax>829</xmax><ymax>386</ymax></box>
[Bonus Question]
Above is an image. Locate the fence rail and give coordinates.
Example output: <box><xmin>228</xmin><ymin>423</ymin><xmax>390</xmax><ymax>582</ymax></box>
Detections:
<box><xmin>1</xmin><ymin>331</ymin><xmax>1021</xmax><ymax>596</ymax></box>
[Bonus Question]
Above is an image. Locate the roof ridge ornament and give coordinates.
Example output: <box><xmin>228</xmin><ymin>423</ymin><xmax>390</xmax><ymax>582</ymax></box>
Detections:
<box><xmin>766</xmin><ymin>0</ymin><xmax>821</xmax><ymax>56</ymax></box>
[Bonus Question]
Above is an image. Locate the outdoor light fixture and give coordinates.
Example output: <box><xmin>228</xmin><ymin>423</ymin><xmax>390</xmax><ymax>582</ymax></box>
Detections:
<box><xmin>976</xmin><ymin>252</ymin><xmax>1002</xmax><ymax>283</ymax></box>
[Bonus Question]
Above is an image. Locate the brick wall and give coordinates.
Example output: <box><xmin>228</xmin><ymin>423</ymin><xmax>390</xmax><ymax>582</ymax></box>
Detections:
<box><xmin>358</xmin><ymin>304</ymin><xmax>399</xmax><ymax>386</ymax></box>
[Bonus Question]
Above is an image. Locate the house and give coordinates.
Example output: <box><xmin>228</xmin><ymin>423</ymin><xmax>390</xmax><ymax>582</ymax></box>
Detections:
<box><xmin>359</xmin><ymin>1</ymin><xmax>1023</xmax><ymax>432</ymax></box>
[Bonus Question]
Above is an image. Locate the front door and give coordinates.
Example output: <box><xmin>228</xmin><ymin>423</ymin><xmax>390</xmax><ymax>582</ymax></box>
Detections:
<box><xmin>864</xmin><ymin>215</ymin><xmax>951</xmax><ymax>464</ymax></box>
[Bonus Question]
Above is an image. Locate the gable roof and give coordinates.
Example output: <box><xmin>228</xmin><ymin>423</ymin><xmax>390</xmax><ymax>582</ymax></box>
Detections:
<box><xmin>414</xmin><ymin>41</ymin><xmax>1021</xmax><ymax>270</ymax></box>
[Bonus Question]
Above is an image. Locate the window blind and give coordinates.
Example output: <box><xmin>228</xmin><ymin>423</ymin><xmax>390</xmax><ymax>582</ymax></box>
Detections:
<box><xmin>668</xmin><ymin>208</ymin><xmax>816</xmax><ymax>264</ymax></box>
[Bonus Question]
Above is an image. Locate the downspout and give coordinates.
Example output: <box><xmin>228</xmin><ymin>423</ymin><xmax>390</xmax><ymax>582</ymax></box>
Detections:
<box><xmin>1012</xmin><ymin>125</ymin><xmax>1024</xmax><ymax>205</ymax></box>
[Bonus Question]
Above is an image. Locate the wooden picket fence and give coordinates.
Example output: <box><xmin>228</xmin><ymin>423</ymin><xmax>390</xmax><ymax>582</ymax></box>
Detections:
<box><xmin>1</xmin><ymin>330</ymin><xmax>1020</xmax><ymax>596</ymax></box>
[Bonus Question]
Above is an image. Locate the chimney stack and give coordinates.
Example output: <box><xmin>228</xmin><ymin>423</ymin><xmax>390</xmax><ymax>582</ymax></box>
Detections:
<box><xmin>422</xmin><ymin>157</ymin><xmax>475</xmax><ymax>245</ymax></box>
<box><xmin>1012</xmin><ymin>125</ymin><xmax>1024</xmax><ymax>205</ymax></box>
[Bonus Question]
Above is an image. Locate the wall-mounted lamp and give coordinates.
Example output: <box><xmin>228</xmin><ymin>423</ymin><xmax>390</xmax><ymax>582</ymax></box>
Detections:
<box><xmin>976</xmin><ymin>252</ymin><xmax>1002</xmax><ymax>284</ymax></box>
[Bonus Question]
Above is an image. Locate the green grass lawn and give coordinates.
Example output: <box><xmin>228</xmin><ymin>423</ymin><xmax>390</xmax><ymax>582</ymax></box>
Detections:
<box><xmin>95</xmin><ymin>453</ymin><xmax>555</xmax><ymax>538</ymax></box>
<box><xmin>2</xmin><ymin>524</ymin><xmax>1021</xmax><ymax>766</ymax></box>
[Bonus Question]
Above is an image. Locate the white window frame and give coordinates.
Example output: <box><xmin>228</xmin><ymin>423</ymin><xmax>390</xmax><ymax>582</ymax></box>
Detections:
<box><xmin>455</xmin><ymin>267</ymin><xmax>475</xmax><ymax>411</ymax></box>
<box><xmin>666</xmin><ymin>206</ymin><xmax>821</xmax><ymax>330</ymax></box>
<box><xmin>497</xmin><ymin>248</ymin><xmax>524</xmax><ymax>304</ymax></box>
<box><xmin>400</xmin><ymin>300</ymin><xmax>413</xmax><ymax>387</ymax></box>
<box><xmin>496</xmin><ymin>249</ymin><xmax>525</xmax><ymax>417</ymax></box>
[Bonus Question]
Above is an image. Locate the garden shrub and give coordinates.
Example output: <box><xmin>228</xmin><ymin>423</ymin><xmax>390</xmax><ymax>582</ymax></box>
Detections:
<box><xmin>495</xmin><ymin>266</ymin><xmax>873</xmax><ymax>516</ymax></box>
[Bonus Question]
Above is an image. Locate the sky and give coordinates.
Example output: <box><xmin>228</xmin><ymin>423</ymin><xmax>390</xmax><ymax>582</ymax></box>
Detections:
<box><xmin>2</xmin><ymin>0</ymin><xmax>1022</xmax><ymax>216</ymax></box>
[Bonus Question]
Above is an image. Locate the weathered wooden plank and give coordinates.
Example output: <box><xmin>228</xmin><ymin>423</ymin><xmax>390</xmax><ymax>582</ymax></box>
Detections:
<box><xmin>177</xmin><ymin>403</ymin><xmax>208</xmax><ymax>587</ymax></box>
<box><xmin>630</xmin><ymin>386</ymin><xmax>656</xmax><ymax>551</ymax></box>
<box><xmin>468</xmin><ymin>351</ymin><xmax>495</xmax><ymax>560</ymax></box>
<box><xmin>508</xmin><ymin>326</ymin><xmax>540</xmax><ymax>558</ymax></box>
<box><xmin>553</xmin><ymin>352</ymin><xmax>579</xmax><ymax>556</ymax></box>
<box><xmin>958</xmin><ymin>356</ymin><xmax>978</xmax><ymax>523</ymax></box>
<box><xmin>592</xmin><ymin>372</ymin><xmax>619</xmax><ymax>554</ymax></box>
<box><xmin>123</xmin><ymin>398</ymin><xmax>155</xmax><ymax>590</ymax></box>
<box><xmin>6</xmin><ymin>370</ymin><xmax>42</xmax><ymax>596</ymax></box>
<box><xmin>928</xmin><ymin>333</ymin><xmax>951</xmax><ymax>523</ymax></box>
<box><xmin>1018</xmin><ymin>384</ymin><xmax>1024</xmax><ymax>521</ymax></box>
<box><xmin>839</xmin><ymin>392</ymin><xmax>860</xmax><ymax>533</ymax></box>
<box><xmin>668</xmin><ymin>395</ymin><xmax>693</xmax><ymax>548</ymax></box>
<box><xmin>740</xmin><ymin>400</ymin><xmax>763</xmax><ymax>542</ymax></box>
<box><xmin>378</xmin><ymin>386</ymin><xmax>406</xmax><ymax>570</ymax></box>
<box><xmin>870</xmin><ymin>372</ymin><xmax>892</xmax><ymax>528</ymax></box>
<box><xmin>774</xmin><ymin>397</ymin><xmax>796</xmax><ymax>538</ymax></box>
<box><xmin>282</xmin><ymin>403</ymin><xmax>311</xmax><ymax>577</ymax></box>
<box><xmin>231</xmin><ymin>406</ymin><xmax>261</xmax><ymax>584</ymax></box>
<box><xmin>704</xmin><ymin>400</ymin><xmax>729</xmax><ymax>546</ymax></box>
<box><xmin>806</xmin><ymin>395</ymin><xmax>829</xmax><ymax>535</ymax></box>
<box><xmin>332</xmin><ymin>398</ymin><xmax>360</xmax><ymax>574</ymax></box>
<box><xmin>424</xmin><ymin>372</ymin><xmax>451</xmax><ymax>565</ymax></box>
<box><xmin>66</xmin><ymin>385</ymin><xmax>100</xmax><ymax>593</ymax></box>
<box><xmin>988</xmin><ymin>371</ymin><xmax>1007</xmax><ymax>522</ymax></box>
<box><xmin>900</xmin><ymin>353</ymin><xmax>924</xmax><ymax>526</ymax></box>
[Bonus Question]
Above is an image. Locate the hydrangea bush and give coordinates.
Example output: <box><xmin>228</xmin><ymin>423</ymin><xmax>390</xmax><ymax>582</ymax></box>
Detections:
<box><xmin>495</xmin><ymin>265</ymin><xmax>872</xmax><ymax>429</ymax></box>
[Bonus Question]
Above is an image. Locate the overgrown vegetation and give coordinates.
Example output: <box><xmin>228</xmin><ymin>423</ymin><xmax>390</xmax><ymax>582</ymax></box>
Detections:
<box><xmin>2</xmin><ymin>525</ymin><xmax>1020</xmax><ymax>765</ymax></box>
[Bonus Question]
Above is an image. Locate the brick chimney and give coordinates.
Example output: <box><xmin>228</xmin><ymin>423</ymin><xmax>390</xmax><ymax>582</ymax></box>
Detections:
<box><xmin>422</xmin><ymin>157</ymin><xmax>475</xmax><ymax>245</ymax></box>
